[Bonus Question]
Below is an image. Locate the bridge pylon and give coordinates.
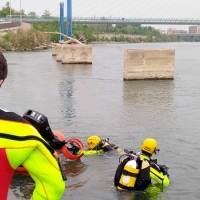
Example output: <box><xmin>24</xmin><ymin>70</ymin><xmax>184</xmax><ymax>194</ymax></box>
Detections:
<box><xmin>60</xmin><ymin>2</ymin><xmax>64</xmax><ymax>41</ymax></box>
<box><xmin>67</xmin><ymin>0</ymin><xmax>72</xmax><ymax>37</ymax></box>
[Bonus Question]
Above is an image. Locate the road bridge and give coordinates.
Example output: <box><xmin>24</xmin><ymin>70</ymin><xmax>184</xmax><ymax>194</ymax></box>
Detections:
<box><xmin>171</xmin><ymin>33</ymin><xmax>200</xmax><ymax>42</ymax></box>
<box><xmin>2</xmin><ymin>16</ymin><xmax>200</xmax><ymax>26</ymax></box>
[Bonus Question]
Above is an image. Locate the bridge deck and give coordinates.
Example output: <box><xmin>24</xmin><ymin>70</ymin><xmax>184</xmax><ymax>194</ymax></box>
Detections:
<box><xmin>1</xmin><ymin>16</ymin><xmax>200</xmax><ymax>25</ymax></box>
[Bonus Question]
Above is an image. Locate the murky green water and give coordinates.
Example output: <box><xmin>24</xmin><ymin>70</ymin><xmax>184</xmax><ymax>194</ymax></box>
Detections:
<box><xmin>2</xmin><ymin>42</ymin><xmax>200</xmax><ymax>199</ymax></box>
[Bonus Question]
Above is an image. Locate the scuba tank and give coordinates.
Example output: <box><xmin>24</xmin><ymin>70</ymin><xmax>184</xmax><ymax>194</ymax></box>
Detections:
<box><xmin>115</xmin><ymin>149</ymin><xmax>140</xmax><ymax>190</ymax></box>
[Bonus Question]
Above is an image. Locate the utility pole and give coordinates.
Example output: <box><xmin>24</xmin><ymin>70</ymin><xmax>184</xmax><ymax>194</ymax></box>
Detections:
<box><xmin>9</xmin><ymin>0</ymin><xmax>12</xmax><ymax>21</ymax></box>
<box><xmin>20</xmin><ymin>0</ymin><xmax>22</xmax><ymax>23</ymax></box>
<box><xmin>67</xmin><ymin>0</ymin><xmax>72</xmax><ymax>37</ymax></box>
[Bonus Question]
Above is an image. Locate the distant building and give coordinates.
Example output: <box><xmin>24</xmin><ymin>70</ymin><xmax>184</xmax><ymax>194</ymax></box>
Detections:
<box><xmin>166</xmin><ymin>28</ymin><xmax>187</xmax><ymax>35</ymax></box>
<box><xmin>178</xmin><ymin>30</ymin><xmax>188</xmax><ymax>33</ymax></box>
<box><xmin>12</xmin><ymin>9</ymin><xmax>20</xmax><ymax>14</ymax></box>
<box><xmin>188</xmin><ymin>26</ymin><xmax>200</xmax><ymax>33</ymax></box>
<box><xmin>167</xmin><ymin>28</ymin><xmax>178</xmax><ymax>34</ymax></box>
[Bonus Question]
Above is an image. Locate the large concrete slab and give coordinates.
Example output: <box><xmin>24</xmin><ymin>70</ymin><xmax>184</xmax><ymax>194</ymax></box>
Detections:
<box><xmin>124</xmin><ymin>49</ymin><xmax>175</xmax><ymax>80</ymax></box>
<box><xmin>62</xmin><ymin>44</ymin><xmax>92</xmax><ymax>64</ymax></box>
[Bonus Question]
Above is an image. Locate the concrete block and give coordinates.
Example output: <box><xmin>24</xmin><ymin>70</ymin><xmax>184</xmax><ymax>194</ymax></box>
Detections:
<box><xmin>62</xmin><ymin>44</ymin><xmax>92</xmax><ymax>64</ymax></box>
<box><xmin>56</xmin><ymin>44</ymin><xmax>63</xmax><ymax>62</ymax></box>
<box><xmin>51</xmin><ymin>44</ymin><xmax>57</xmax><ymax>56</ymax></box>
<box><xmin>124</xmin><ymin>49</ymin><xmax>175</xmax><ymax>80</ymax></box>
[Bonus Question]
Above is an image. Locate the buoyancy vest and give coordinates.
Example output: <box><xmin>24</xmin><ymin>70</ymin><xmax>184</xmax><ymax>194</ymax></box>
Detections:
<box><xmin>114</xmin><ymin>154</ymin><xmax>151</xmax><ymax>191</ymax></box>
<box><xmin>134</xmin><ymin>155</ymin><xmax>151</xmax><ymax>191</ymax></box>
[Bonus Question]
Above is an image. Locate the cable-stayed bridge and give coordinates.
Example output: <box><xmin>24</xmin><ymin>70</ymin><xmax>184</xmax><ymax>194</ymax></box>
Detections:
<box><xmin>2</xmin><ymin>16</ymin><xmax>200</xmax><ymax>26</ymax></box>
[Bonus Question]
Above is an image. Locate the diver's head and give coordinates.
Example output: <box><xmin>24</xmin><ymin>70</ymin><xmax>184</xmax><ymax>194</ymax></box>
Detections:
<box><xmin>87</xmin><ymin>135</ymin><xmax>101</xmax><ymax>150</ymax></box>
<box><xmin>0</xmin><ymin>52</ymin><xmax>8</xmax><ymax>87</ymax></box>
<box><xmin>141</xmin><ymin>138</ymin><xmax>159</xmax><ymax>157</ymax></box>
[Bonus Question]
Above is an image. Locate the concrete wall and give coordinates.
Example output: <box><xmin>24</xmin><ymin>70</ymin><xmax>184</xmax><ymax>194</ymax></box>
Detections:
<box><xmin>62</xmin><ymin>44</ymin><xmax>92</xmax><ymax>64</ymax></box>
<box><xmin>124</xmin><ymin>49</ymin><xmax>175</xmax><ymax>80</ymax></box>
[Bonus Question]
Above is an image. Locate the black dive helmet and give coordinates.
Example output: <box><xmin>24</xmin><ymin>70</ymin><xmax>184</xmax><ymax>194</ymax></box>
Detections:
<box><xmin>23</xmin><ymin>109</ymin><xmax>66</xmax><ymax>150</ymax></box>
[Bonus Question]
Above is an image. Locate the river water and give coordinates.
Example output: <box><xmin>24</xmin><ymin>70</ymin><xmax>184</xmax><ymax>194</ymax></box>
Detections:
<box><xmin>1</xmin><ymin>42</ymin><xmax>200</xmax><ymax>200</ymax></box>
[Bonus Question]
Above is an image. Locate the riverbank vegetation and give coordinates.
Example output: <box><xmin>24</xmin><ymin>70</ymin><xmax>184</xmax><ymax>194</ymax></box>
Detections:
<box><xmin>33</xmin><ymin>22</ymin><xmax>174</xmax><ymax>43</ymax></box>
<box><xmin>0</xmin><ymin>29</ymin><xmax>51</xmax><ymax>51</ymax></box>
<box><xmin>0</xmin><ymin>21</ymin><xmax>174</xmax><ymax>51</ymax></box>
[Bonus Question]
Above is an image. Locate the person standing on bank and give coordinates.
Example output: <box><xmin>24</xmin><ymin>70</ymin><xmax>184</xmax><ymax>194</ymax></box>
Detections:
<box><xmin>0</xmin><ymin>52</ymin><xmax>65</xmax><ymax>200</ymax></box>
<box><xmin>114</xmin><ymin>138</ymin><xmax>170</xmax><ymax>191</ymax></box>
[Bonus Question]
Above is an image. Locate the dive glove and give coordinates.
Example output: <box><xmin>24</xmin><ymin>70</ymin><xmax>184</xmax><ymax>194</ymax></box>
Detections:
<box><xmin>159</xmin><ymin>165</ymin><xmax>169</xmax><ymax>178</ymax></box>
<box><xmin>49</xmin><ymin>136</ymin><xmax>66</xmax><ymax>150</ymax></box>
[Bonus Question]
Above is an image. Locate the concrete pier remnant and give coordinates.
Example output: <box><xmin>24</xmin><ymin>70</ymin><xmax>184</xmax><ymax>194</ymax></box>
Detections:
<box><xmin>123</xmin><ymin>49</ymin><xmax>175</xmax><ymax>80</ymax></box>
<box><xmin>55</xmin><ymin>43</ymin><xmax>63</xmax><ymax>62</ymax></box>
<box><xmin>51</xmin><ymin>43</ymin><xmax>57</xmax><ymax>56</ymax></box>
<box><xmin>45</xmin><ymin>31</ymin><xmax>92</xmax><ymax>64</ymax></box>
<box><xmin>62</xmin><ymin>44</ymin><xmax>92</xmax><ymax>64</ymax></box>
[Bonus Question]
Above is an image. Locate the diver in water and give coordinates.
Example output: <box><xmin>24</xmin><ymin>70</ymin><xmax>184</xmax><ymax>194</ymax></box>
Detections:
<box><xmin>84</xmin><ymin>135</ymin><xmax>119</xmax><ymax>155</ymax></box>
<box><xmin>0</xmin><ymin>52</ymin><xmax>65</xmax><ymax>200</ymax></box>
<box><xmin>114</xmin><ymin>138</ymin><xmax>170</xmax><ymax>191</ymax></box>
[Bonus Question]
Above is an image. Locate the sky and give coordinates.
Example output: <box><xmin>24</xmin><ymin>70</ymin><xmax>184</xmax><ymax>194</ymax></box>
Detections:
<box><xmin>1</xmin><ymin>0</ymin><xmax>200</xmax><ymax>30</ymax></box>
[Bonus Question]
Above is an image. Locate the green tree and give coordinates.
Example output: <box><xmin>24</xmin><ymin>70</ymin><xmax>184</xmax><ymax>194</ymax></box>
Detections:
<box><xmin>20</xmin><ymin>9</ymin><xmax>25</xmax><ymax>15</ymax></box>
<box><xmin>0</xmin><ymin>2</ymin><xmax>10</xmax><ymax>17</ymax></box>
<box><xmin>28</xmin><ymin>12</ymin><xmax>37</xmax><ymax>17</ymax></box>
<box><xmin>42</xmin><ymin>10</ymin><xmax>51</xmax><ymax>17</ymax></box>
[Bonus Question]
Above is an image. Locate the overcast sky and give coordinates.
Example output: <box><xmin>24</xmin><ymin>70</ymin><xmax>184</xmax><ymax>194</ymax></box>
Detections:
<box><xmin>1</xmin><ymin>0</ymin><xmax>200</xmax><ymax>30</ymax></box>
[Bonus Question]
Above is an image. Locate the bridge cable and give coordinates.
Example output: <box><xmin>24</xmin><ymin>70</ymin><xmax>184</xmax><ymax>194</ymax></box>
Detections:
<box><xmin>36</xmin><ymin>3</ymin><xmax>59</xmax><ymax>16</ymax></box>
<box><xmin>188</xmin><ymin>1</ymin><xmax>200</xmax><ymax>19</ymax></box>
<box><xmin>109</xmin><ymin>0</ymin><xmax>151</xmax><ymax>18</ymax></box>
<box><xmin>177</xmin><ymin>0</ymin><xmax>200</xmax><ymax>19</ymax></box>
<box><xmin>73</xmin><ymin>0</ymin><xmax>109</xmax><ymax>17</ymax></box>
<box><xmin>149</xmin><ymin>0</ymin><xmax>176</xmax><ymax>18</ymax></box>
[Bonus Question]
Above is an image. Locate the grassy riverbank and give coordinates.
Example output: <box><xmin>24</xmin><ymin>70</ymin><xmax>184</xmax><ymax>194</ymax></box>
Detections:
<box><xmin>0</xmin><ymin>29</ymin><xmax>51</xmax><ymax>51</ymax></box>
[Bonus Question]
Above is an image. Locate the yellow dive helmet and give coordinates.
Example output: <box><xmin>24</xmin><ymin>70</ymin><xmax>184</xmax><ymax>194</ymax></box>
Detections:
<box><xmin>141</xmin><ymin>138</ymin><xmax>159</xmax><ymax>155</ymax></box>
<box><xmin>87</xmin><ymin>135</ymin><xmax>101</xmax><ymax>150</ymax></box>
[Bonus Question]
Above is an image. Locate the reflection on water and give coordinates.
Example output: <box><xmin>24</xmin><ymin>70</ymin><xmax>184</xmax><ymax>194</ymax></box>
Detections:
<box><xmin>121</xmin><ymin>80</ymin><xmax>175</xmax><ymax>142</ymax></box>
<box><xmin>114</xmin><ymin>189</ymin><xmax>163</xmax><ymax>200</ymax></box>
<box><xmin>56</xmin><ymin>62</ymin><xmax>92</xmax><ymax>77</ymax></box>
<box><xmin>10</xmin><ymin>173</ymin><xmax>34</xmax><ymax>200</ymax></box>
<box><xmin>61</xmin><ymin>158</ymin><xmax>87</xmax><ymax>177</ymax></box>
<box><xmin>59</xmin><ymin>78</ymin><xmax>76</xmax><ymax>118</ymax></box>
<box><xmin>57</xmin><ymin>63</ymin><xmax>92</xmax><ymax>128</ymax></box>
<box><xmin>10</xmin><ymin>158</ymin><xmax>88</xmax><ymax>199</ymax></box>
<box><xmin>122</xmin><ymin>80</ymin><xmax>174</xmax><ymax>105</ymax></box>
